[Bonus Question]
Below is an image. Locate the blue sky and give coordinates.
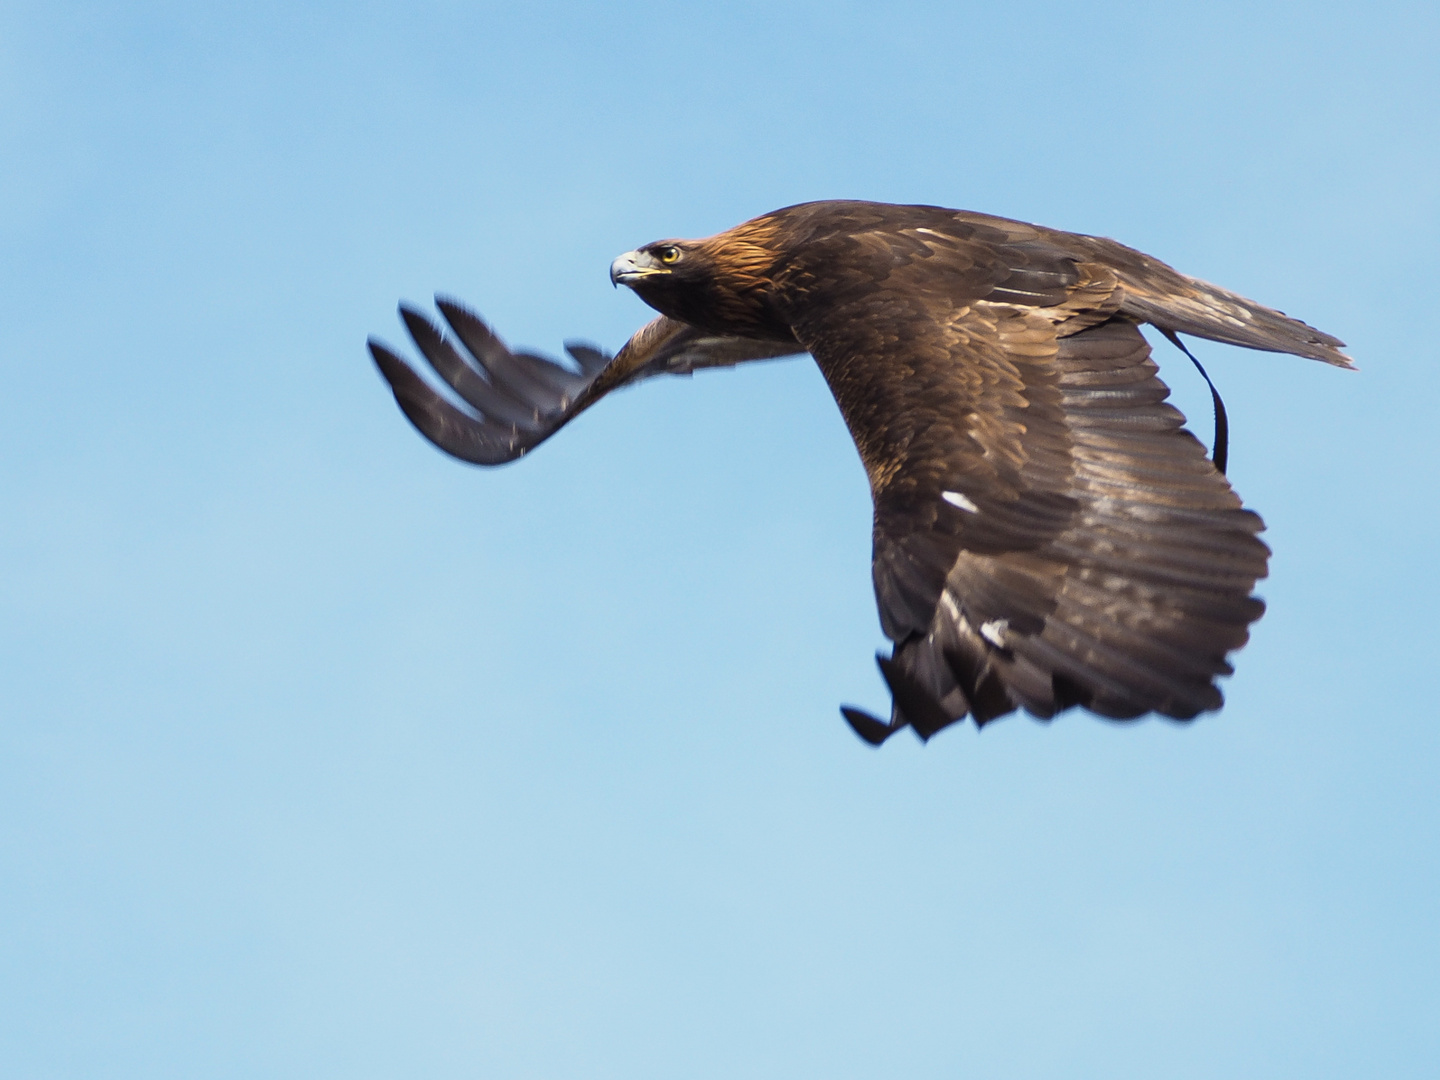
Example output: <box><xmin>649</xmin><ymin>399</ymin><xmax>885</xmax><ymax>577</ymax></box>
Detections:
<box><xmin>1</xmin><ymin>2</ymin><xmax>1437</xmax><ymax>1077</ymax></box>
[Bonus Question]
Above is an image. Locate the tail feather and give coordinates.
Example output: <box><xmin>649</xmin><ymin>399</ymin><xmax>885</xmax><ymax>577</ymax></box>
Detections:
<box><xmin>1120</xmin><ymin>277</ymin><xmax>1353</xmax><ymax>368</ymax></box>
<box><xmin>1057</xmin><ymin>231</ymin><xmax>1353</xmax><ymax>367</ymax></box>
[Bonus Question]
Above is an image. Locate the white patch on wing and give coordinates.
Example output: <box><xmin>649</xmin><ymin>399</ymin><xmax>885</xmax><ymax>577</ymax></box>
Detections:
<box><xmin>980</xmin><ymin>619</ymin><xmax>1009</xmax><ymax>648</ymax></box>
<box><xmin>943</xmin><ymin>490</ymin><xmax>979</xmax><ymax>513</ymax></box>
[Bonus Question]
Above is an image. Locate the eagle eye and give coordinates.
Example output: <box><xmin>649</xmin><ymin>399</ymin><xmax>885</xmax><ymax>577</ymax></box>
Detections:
<box><xmin>657</xmin><ymin>245</ymin><xmax>681</xmax><ymax>265</ymax></box>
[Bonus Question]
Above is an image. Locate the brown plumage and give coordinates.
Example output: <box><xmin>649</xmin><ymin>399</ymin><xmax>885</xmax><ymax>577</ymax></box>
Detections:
<box><xmin>369</xmin><ymin>200</ymin><xmax>1350</xmax><ymax>744</ymax></box>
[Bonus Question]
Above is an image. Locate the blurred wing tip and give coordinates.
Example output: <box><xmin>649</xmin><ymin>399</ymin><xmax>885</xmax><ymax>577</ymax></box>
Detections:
<box><xmin>875</xmin><ymin>653</ymin><xmax>956</xmax><ymax>742</ymax></box>
<box><xmin>840</xmin><ymin>706</ymin><xmax>902</xmax><ymax>747</ymax></box>
<box><xmin>434</xmin><ymin>294</ymin><xmax>484</xmax><ymax>323</ymax></box>
<box><xmin>398</xmin><ymin>304</ymin><xmax>437</xmax><ymax>331</ymax></box>
<box><xmin>367</xmin><ymin>337</ymin><xmax>411</xmax><ymax>376</ymax></box>
<box><xmin>564</xmin><ymin>338</ymin><xmax>610</xmax><ymax>358</ymax></box>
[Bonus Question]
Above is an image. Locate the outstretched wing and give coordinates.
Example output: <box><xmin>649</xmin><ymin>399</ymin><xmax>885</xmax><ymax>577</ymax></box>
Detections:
<box><xmin>782</xmin><ymin>247</ymin><xmax>1271</xmax><ymax>744</ymax></box>
<box><xmin>369</xmin><ymin>298</ymin><xmax>803</xmax><ymax>465</ymax></box>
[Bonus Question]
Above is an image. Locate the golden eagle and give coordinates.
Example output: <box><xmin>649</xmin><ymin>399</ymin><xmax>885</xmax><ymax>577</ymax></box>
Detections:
<box><xmin>369</xmin><ymin>201</ymin><xmax>1350</xmax><ymax>744</ymax></box>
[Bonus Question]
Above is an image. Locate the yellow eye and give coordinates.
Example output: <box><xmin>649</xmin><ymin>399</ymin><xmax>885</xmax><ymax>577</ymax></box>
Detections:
<box><xmin>658</xmin><ymin>246</ymin><xmax>681</xmax><ymax>264</ymax></box>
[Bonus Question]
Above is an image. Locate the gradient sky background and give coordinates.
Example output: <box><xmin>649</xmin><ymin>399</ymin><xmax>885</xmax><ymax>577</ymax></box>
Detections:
<box><xmin>2</xmin><ymin>2</ymin><xmax>1437</xmax><ymax>1078</ymax></box>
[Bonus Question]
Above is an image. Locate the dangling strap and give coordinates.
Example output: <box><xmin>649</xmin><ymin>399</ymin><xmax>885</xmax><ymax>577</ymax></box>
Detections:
<box><xmin>1159</xmin><ymin>327</ymin><xmax>1229</xmax><ymax>475</ymax></box>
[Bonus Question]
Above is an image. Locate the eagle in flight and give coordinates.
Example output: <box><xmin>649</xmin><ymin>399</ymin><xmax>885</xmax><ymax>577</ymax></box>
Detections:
<box><xmin>368</xmin><ymin>201</ymin><xmax>1350</xmax><ymax>745</ymax></box>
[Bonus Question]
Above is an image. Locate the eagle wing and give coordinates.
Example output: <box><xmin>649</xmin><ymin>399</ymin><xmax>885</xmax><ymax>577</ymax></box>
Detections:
<box><xmin>778</xmin><ymin>235</ymin><xmax>1271</xmax><ymax>743</ymax></box>
<box><xmin>368</xmin><ymin>297</ymin><xmax>802</xmax><ymax>464</ymax></box>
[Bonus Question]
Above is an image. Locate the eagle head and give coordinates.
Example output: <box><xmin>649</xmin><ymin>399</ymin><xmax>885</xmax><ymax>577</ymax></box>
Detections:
<box><xmin>609</xmin><ymin>225</ymin><xmax>795</xmax><ymax>343</ymax></box>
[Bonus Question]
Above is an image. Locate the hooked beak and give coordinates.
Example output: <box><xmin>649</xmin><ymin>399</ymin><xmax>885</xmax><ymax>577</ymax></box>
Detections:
<box><xmin>610</xmin><ymin>249</ymin><xmax>670</xmax><ymax>288</ymax></box>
